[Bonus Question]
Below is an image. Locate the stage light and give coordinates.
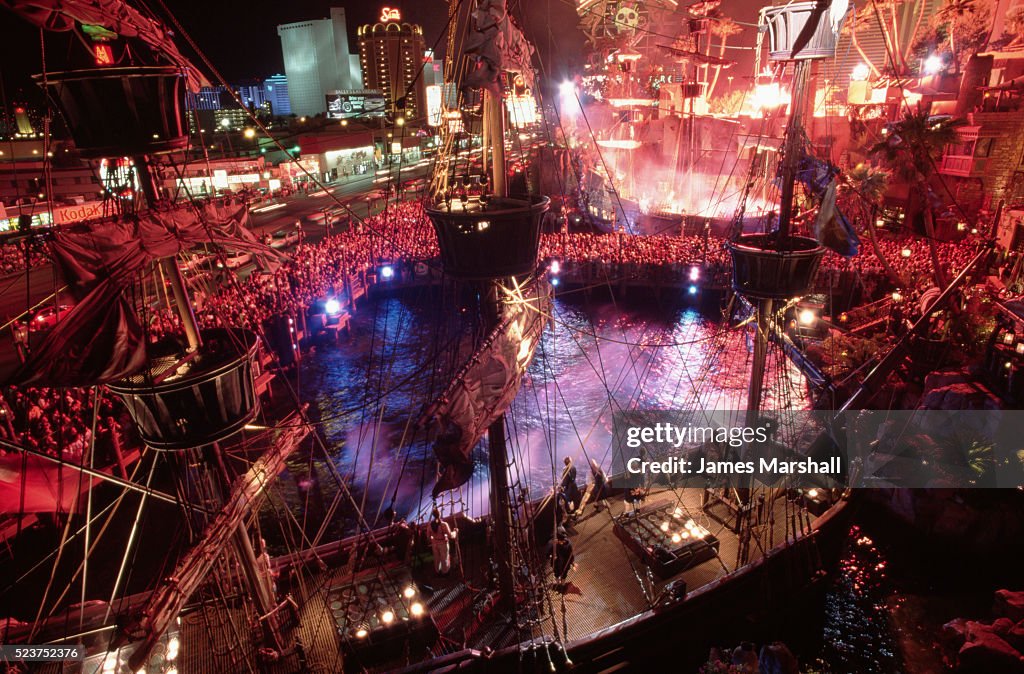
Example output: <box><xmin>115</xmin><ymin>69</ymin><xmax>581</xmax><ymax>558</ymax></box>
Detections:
<box><xmin>924</xmin><ymin>54</ymin><xmax>943</xmax><ymax>75</ymax></box>
<box><xmin>381</xmin><ymin>609</ymin><xmax>395</xmax><ymax>624</ymax></box>
<box><xmin>689</xmin><ymin>266</ymin><xmax>700</xmax><ymax>282</ymax></box>
<box><xmin>167</xmin><ymin>637</ymin><xmax>180</xmax><ymax>660</ymax></box>
<box><xmin>673</xmin><ymin>507</ymin><xmax>683</xmax><ymax>518</ymax></box>
<box><xmin>550</xmin><ymin>259</ymin><xmax>561</xmax><ymax>275</ymax></box>
<box><xmin>688</xmin><ymin>285</ymin><xmax>698</xmax><ymax>296</ymax></box>
<box><xmin>559</xmin><ymin>81</ymin><xmax>575</xmax><ymax>97</ymax></box>
<box><xmin>798</xmin><ymin>309</ymin><xmax>816</xmax><ymax>326</ymax></box>
<box><xmin>850</xmin><ymin>63</ymin><xmax>870</xmax><ymax>82</ymax></box>
<box><xmin>551</xmin><ymin>277</ymin><xmax>560</xmax><ymax>286</ymax></box>
<box><xmin>243</xmin><ymin>128</ymin><xmax>256</xmax><ymax>139</ymax></box>
<box><xmin>403</xmin><ymin>586</ymin><xmax>416</xmax><ymax>599</ymax></box>
<box><xmin>381</xmin><ymin>265</ymin><xmax>395</xmax><ymax>279</ymax></box>
<box><xmin>671</xmin><ymin>533</ymin><xmax>682</xmax><ymax>543</ymax></box>
<box><xmin>355</xmin><ymin>627</ymin><xmax>368</xmax><ymax>638</ymax></box>
<box><xmin>410</xmin><ymin>602</ymin><xmax>424</xmax><ymax>617</ymax></box>
<box><xmin>659</xmin><ymin>521</ymin><xmax>670</xmax><ymax>532</ymax></box>
<box><xmin>807</xmin><ymin>488</ymin><xmax>819</xmax><ymax>499</ymax></box>
<box><xmin>325</xmin><ymin>298</ymin><xmax>341</xmax><ymax>315</ymax></box>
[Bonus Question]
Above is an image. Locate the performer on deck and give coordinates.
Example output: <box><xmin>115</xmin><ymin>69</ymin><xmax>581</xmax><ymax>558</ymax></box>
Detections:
<box><xmin>561</xmin><ymin>456</ymin><xmax>581</xmax><ymax>514</ymax></box>
<box><xmin>588</xmin><ymin>458</ymin><xmax>608</xmax><ymax>510</ymax></box>
<box><xmin>429</xmin><ymin>508</ymin><xmax>456</xmax><ymax>576</ymax></box>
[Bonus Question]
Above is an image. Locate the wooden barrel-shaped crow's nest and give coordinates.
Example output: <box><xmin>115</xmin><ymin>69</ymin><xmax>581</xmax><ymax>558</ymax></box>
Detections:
<box><xmin>108</xmin><ymin>328</ymin><xmax>260</xmax><ymax>450</ymax></box>
<box><xmin>35</xmin><ymin>66</ymin><xmax>188</xmax><ymax>157</ymax></box>
<box><xmin>426</xmin><ymin>195</ymin><xmax>550</xmax><ymax>280</ymax></box>
<box><xmin>727</xmin><ymin>234</ymin><xmax>825</xmax><ymax>300</ymax></box>
<box><xmin>762</xmin><ymin>1</ymin><xmax>845</xmax><ymax>62</ymax></box>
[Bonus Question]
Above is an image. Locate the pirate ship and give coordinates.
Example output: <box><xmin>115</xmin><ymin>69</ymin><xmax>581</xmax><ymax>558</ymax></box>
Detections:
<box><xmin>0</xmin><ymin>1</ymin><xmax>999</xmax><ymax>672</ymax></box>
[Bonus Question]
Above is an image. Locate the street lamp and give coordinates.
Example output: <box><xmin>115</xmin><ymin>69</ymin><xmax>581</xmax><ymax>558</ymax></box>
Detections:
<box><xmin>243</xmin><ymin>127</ymin><xmax>256</xmax><ymax>139</ymax></box>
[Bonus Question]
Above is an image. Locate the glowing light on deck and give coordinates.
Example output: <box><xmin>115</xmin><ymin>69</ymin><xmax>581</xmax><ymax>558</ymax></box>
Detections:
<box><xmin>607</xmin><ymin>98</ymin><xmax>658</xmax><ymax>108</ymax></box>
<box><xmin>596</xmin><ymin>139</ymin><xmax>642</xmax><ymax>150</ymax></box>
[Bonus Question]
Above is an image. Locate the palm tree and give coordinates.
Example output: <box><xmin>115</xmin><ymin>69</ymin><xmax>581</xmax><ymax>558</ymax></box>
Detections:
<box><xmin>869</xmin><ymin>108</ymin><xmax>965</xmax><ymax>286</ymax></box>
<box><xmin>706</xmin><ymin>15</ymin><xmax>742</xmax><ymax>100</ymax></box>
<box><xmin>841</xmin><ymin>163</ymin><xmax>902</xmax><ymax>285</ymax></box>
<box><xmin>841</xmin><ymin>0</ymin><xmax>917</xmax><ymax>77</ymax></box>
<box><xmin>937</xmin><ymin>0</ymin><xmax>975</xmax><ymax>68</ymax></box>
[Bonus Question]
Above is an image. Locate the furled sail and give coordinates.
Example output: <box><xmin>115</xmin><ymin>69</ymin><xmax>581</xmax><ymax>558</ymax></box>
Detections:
<box><xmin>464</xmin><ymin>0</ymin><xmax>535</xmax><ymax>94</ymax></box>
<box><xmin>423</xmin><ymin>280</ymin><xmax>550</xmax><ymax>495</ymax></box>
<box><xmin>0</xmin><ymin>0</ymin><xmax>209</xmax><ymax>89</ymax></box>
<box><xmin>8</xmin><ymin>200</ymin><xmax>279</xmax><ymax>387</ymax></box>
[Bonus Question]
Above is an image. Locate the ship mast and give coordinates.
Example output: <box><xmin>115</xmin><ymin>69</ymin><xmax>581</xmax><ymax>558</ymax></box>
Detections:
<box><xmin>481</xmin><ymin>87</ymin><xmax>517</xmax><ymax>605</ymax></box>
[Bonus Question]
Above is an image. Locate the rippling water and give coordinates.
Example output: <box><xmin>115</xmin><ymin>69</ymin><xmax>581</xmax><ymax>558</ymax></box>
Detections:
<box><xmin>261</xmin><ymin>289</ymin><xmax>908</xmax><ymax>672</ymax></box>
<box><xmin>264</xmin><ymin>290</ymin><xmax>808</xmax><ymax>542</ymax></box>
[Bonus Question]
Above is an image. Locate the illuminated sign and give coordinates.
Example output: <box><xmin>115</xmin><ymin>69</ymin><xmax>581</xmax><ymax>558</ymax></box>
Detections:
<box><xmin>326</xmin><ymin>92</ymin><xmax>387</xmax><ymax>119</ymax></box>
<box><xmin>380</xmin><ymin>7</ymin><xmax>401</xmax><ymax>22</ymax></box>
<box><xmin>93</xmin><ymin>43</ymin><xmax>114</xmax><ymax>66</ymax></box>
<box><xmin>426</xmin><ymin>85</ymin><xmax>443</xmax><ymax>127</ymax></box>
<box><xmin>506</xmin><ymin>94</ymin><xmax>537</xmax><ymax>127</ymax></box>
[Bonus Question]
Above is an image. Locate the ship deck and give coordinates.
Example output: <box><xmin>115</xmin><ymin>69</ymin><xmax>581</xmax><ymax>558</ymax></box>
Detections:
<box><xmin>163</xmin><ymin>485</ymin><xmax>819</xmax><ymax>673</ymax></box>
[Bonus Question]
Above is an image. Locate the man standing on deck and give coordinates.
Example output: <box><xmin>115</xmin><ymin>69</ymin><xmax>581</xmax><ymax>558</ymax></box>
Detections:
<box><xmin>561</xmin><ymin>456</ymin><xmax>581</xmax><ymax>515</ymax></box>
<box><xmin>429</xmin><ymin>508</ymin><xmax>456</xmax><ymax>576</ymax></box>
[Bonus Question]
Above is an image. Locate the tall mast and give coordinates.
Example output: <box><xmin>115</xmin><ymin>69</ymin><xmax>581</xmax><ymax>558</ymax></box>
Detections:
<box><xmin>482</xmin><ymin>85</ymin><xmax>517</xmax><ymax>606</ymax></box>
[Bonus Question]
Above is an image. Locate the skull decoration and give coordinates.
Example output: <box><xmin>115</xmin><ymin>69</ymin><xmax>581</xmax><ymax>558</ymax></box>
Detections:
<box><xmin>614</xmin><ymin>4</ymin><xmax>640</xmax><ymax>34</ymax></box>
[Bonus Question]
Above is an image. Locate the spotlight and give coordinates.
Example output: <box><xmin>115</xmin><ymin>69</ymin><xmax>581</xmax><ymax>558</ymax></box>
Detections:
<box><xmin>551</xmin><ymin>277</ymin><xmax>560</xmax><ymax>286</ymax></box>
<box><xmin>410</xmin><ymin>602</ymin><xmax>424</xmax><ymax>617</ymax></box>
<box><xmin>381</xmin><ymin>609</ymin><xmax>395</xmax><ymax>625</ymax></box>
<box><xmin>403</xmin><ymin>586</ymin><xmax>416</xmax><ymax>599</ymax></box>
<box><xmin>659</xmin><ymin>521</ymin><xmax>670</xmax><ymax>532</ymax></box>
<box><xmin>550</xmin><ymin>259</ymin><xmax>561</xmax><ymax>275</ymax></box>
<box><xmin>807</xmin><ymin>488</ymin><xmax>819</xmax><ymax>499</ymax></box>
<box><xmin>559</xmin><ymin>81</ymin><xmax>575</xmax><ymax>97</ymax></box>
<box><xmin>325</xmin><ymin>298</ymin><xmax>341</xmax><ymax>316</ymax></box>
<box><xmin>798</xmin><ymin>309</ymin><xmax>816</xmax><ymax>326</ymax></box>
<box><xmin>689</xmin><ymin>266</ymin><xmax>700</xmax><ymax>282</ymax></box>
<box><xmin>924</xmin><ymin>54</ymin><xmax>944</xmax><ymax>75</ymax></box>
<box><xmin>687</xmin><ymin>285</ymin><xmax>698</xmax><ymax>296</ymax></box>
<box><xmin>380</xmin><ymin>265</ymin><xmax>395</xmax><ymax>279</ymax></box>
<box><xmin>355</xmin><ymin>627</ymin><xmax>368</xmax><ymax>638</ymax></box>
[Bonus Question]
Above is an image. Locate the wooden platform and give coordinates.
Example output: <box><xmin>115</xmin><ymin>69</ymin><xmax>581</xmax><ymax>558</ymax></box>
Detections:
<box><xmin>164</xmin><ymin>486</ymin><xmax>817</xmax><ymax>673</ymax></box>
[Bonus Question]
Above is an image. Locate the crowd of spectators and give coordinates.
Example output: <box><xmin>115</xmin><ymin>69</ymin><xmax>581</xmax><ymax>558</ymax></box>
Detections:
<box><xmin>0</xmin><ymin>386</ymin><xmax>131</xmax><ymax>462</ymax></box>
<box><xmin>0</xmin><ymin>199</ymin><xmax>985</xmax><ymax>462</ymax></box>
<box><xmin>0</xmin><ymin>246</ymin><xmax>49</xmax><ymax>276</ymax></box>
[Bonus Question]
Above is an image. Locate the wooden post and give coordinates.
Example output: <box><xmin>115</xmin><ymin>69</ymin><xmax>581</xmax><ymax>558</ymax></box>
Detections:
<box><xmin>775</xmin><ymin>60</ymin><xmax>810</xmax><ymax>241</ymax></box>
<box><xmin>134</xmin><ymin>157</ymin><xmax>202</xmax><ymax>351</ymax></box>
<box><xmin>485</xmin><ymin>89</ymin><xmax>507</xmax><ymax>198</ymax></box>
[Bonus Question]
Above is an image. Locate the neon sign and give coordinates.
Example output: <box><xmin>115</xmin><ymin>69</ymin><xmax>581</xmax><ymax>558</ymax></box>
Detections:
<box><xmin>380</xmin><ymin>7</ymin><xmax>401</xmax><ymax>22</ymax></box>
<box><xmin>93</xmin><ymin>43</ymin><xmax>114</xmax><ymax>66</ymax></box>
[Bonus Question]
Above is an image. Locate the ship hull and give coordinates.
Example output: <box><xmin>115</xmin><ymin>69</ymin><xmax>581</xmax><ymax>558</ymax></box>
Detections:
<box><xmin>396</xmin><ymin>494</ymin><xmax>855</xmax><ymax>673</ymax></box>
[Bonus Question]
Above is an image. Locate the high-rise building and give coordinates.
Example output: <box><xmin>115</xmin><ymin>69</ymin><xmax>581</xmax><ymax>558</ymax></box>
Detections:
<box><xmin>264</xmin><ymin>74</ymin><xmax>291</xmax><ymax>116</ymax></box>
<box><xmin>187</xmin><ymin>86</ymin><xmax>229</xmax><ymax>111</ymax></box>
<box><xmin>357</xmin><ymin>18</ymin><xmax>428</xmax><ymax>121</ymax></box>
<box><xmin>277</xmin><ymin>8</ymin><xmax>356</xmax><ymax>117</ymax></box>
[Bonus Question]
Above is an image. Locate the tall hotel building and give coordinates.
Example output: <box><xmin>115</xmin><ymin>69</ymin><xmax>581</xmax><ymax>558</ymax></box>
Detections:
<box><xmin>357</xmin><ymin>19</ymin><xmax>428</xmax><ymax>121</ymax></box>
<box><xmin>277</xmin><ymin>8</ymin><xmax>358</xmax><ymax>117</ymax></box>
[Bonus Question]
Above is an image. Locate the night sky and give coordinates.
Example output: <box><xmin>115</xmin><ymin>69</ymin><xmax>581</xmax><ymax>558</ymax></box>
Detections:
<box><xmin>0</xmin><ymin>1</ymin><xmax>588</xmax><ymax>97</ymax></box>
<box><xmin>0</xmin><ymin>0</ymin><xmax>761</xmax><ymax>103</ymax></box>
